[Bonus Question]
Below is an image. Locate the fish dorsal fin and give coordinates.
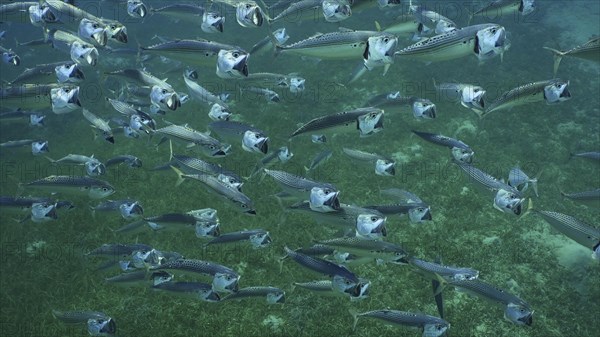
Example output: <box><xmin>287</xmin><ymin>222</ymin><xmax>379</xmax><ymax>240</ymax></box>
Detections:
<box><xmin>338</xmin><ymin>27</ymin><xmax>354</xmax><ymax>33</ymax></box>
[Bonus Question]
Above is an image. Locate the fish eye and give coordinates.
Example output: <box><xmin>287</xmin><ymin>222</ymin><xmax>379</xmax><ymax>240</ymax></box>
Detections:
<box><xmin>162</xmin><ymin>89</ymin><xmax>167</xmax><ymax>94</ymax></box>
<box><xmin>241</xmin><ymin>204</ymin><xmax>248</xmax><ymax>209</ymax></box>
<box><xmin>232</xmin><ymin>52</ymin><xmax>240</xmax><ymax>58</ymax></box>
<box><xmin>246</xmin><ymin>4</ymin><xmax>252</xmax><ymax>8</ymax></box>
<box><xmin>64</xmin><ymin>88</ymin><xmax>70</xmax><ymax>93</ymax></box>
<box><xmin>102</xmin><ymin>188</ymin><xmax>109</xmax><ymax>191</ymax></box>
<box><xmin>371</xmin><ymin>216</ymin><xmax>378</xmax><ymax>222</ymax></box>
<box><xmin>384</xmin><ymin>38</ymin><xmax>389</xmax><ymax>42</ymax></box>
<box><xmin>491</xmin><ymin>28</ymin><xmax>496</xmax><ymax>33</ymax></box>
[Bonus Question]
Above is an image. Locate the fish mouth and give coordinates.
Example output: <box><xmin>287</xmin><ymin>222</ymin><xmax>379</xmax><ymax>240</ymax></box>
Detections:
<box><xmin>42</xmin><ymin>8</ymin><xmax>57</xmax><ymax>22</ymax></box>
<box><xmin>209</xmin><ymin>226</ymin><xmax>221</xmax><ymax>237</ymax></box>
<box><xmin>386</xmin><ymin>166</ymin><xmax>396</xmax><ymax>176</ymax></box>
<box><xmin>560</xmin><ymin>88</ymin><xmax>572</xmax><ymax>99</ymax></box>
<box><xmin>72</xmin><ymin>67</ymin><xmax>86</xmax><ymax>80</ymax></box>
<box><xmin>254</xmin><ymin>137</ymin><xmax>269</xmax><ymax>154</ymax></box>
<box><xmin>325</xmin><ymin>193</ymin><xmax>341</xmax><ymax>210</ymax></box>
<box><xmin>519</xmin><ymin>313</ymin><xmax>533</xmax><ymax>326</ymax></box>
<box><xmin>101</xmin><ymin>318</ymin><xmax>117</xmax><ymax>335</ymax></box>
<box><xmin>250</xmin><ymin>9</ymin><xmax>263</xmax><ymax>26</ymax></box>
<box><xmin>421</xmin><ymin>209</ymin><xmax>433</xmax><ymax>221</ymax></box>
<box><xmin>233</xmin><ymin>56</ymin><xmax>249</xmax><ymax>77</ymax></box>
<box><xmin>112</xmin><ymin>29</ymin><xmax>128</xmax><ymax>43</ymax></box>
<box><xmin>134</xmin><ymin>5</ymin><xmax>148</xmax><ymax>18</ymax></box>
<box><xmin>10</xmin><ymin>56</ymin><xmax>20</xmax><ymax>66</ymax></box>
<box><xmin>92</xmin><ymin>31</ymin><xmax>108</xmax><ymax>46</ymax></box>
<box><xmin>165</xmin><ymin>94</ymin><xmax>181</xmax><ymax>110</ymax></box>
<box><xmin>245</xmin><ymin>209</ymin><xmax>257</xmax><ymax>215</ymax></box>
<box><xmin>213</xmin><ymin>20</ymin><xmax>225</xmax><ymax>33</ymax></box>
<box><xmin>105</xmin><ymin>135</ymin><xmax>115</xmax><ymax>144</ymax></box>
<box><xmin>46</xmin><ymin>206</ymin><xmax>58</xmax><ymax>220</ymax></box>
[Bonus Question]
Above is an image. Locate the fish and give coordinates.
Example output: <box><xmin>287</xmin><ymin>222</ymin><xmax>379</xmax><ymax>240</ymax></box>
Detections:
<box><xmin>151</xmin><ymin>259</ymin><xmax>240</xmax><ymax>293</ymax></box>
<box><xmin>241</xmin><ymin>87</ymin><xmax>280</xmax><ymax>103</ymax></box>
<box><xmin>412</xmin><ymin>130</ymin><xmax>474</xmax><ymax>163</ymax></box>
<box><xmin>570</xmin><ymin>151</ymin><xmax>600</xmax><ymax>161</ymax></box>
<box><xmin>351</xmin><ymin>309</ymin><xmax>450</xmax><ymax>336</ymax></box>
<box><xmin>322</xmin><ymin>0</ymin><xmax>352</xmax><ymax>22</ymax></box>
<box><xmin>171</xmin><ymin>167</ymin><xmax>256</xmax><ymax>215</ymax></box>
<box><xmin>152</xmin><ymin>281</ymin><xmax>221</xmax><ymax>302</ymax></box>
<box><xmin>205</xmin><ymin>229</ymin><xmax>271</xmax><ymax>248</ymax></box>
<box><xmin>1</xmin><ymin>139</ymin><xmax>49</xmax><ymax>156</ymax></box>
<box><xmin>250</xmin><ymin>28</ymin><xmax>289</xmax><ymax>54</ymax></box>
<box><xmin>0</xmin><ymin>84</ymin><xmax>81</xmax><ymax>114</ymax></box>
<box><xmin>52</xmin><ymin>310</ymin><xmax>116</xmax><ymax>336</ymax></box>
<box><xmin>293</xmin><ymin>278</ymin><xmax>370</xmax><ymax>300</ymax></box>
<box><xmin>82</xmin><ymin>109</ymin><xmax>114</xmax><ymax>144</ymax></box>
<box><xmin>105</xmin><ymin>270</ymin><xmax>173</xmax><ymax>287</ymax></box>
<box><xmin>289</xmin><ymin>201</ymin><xmax>384</xmax><ymax>228</ymax></box>
<box><xmin>493</xmin><ymin>188</ymin><xmax>525</xmax><ymax>216</ymax></box>
<box><xmin>305</xmin><ymin>149</ymin><xmax>333</xmax><ymax>172</ymax></box>
<box><xmin>560</xmin><ymin>188</ymin><xmax>600</xmax><ymax>206</ymax></box>
<box><xmin>382</xmin><ymin>13</ymin><xmax>421</xmax><ymax>35</ymax></box>
<box><xmin>105</xmin><ymin>155</ymin><xmax>142</xmax><ymax>168</ymax></box>
<box><xmin>77</xmin><ymin>18</ymin><xmax>108</xmax><ymax>47</ymax></box>
<box><xmin>342</xmin><ymin>148</ymin><xmax>395</xmax><ymax>176</ymax></box>
<box><xmin>0</xmin><ymin>46</ymin><xmax>20</xmax><ymax>66</ymax></box>
<box><xmin>290</xmin><ymin>107</ymin><xmax>384</xmax><ymax>138</ymax></box>
<box><xmin>526</xmin><ymin>200</ymin><xmax>600</xmax><ymax>259</ymax></box>
<box><xmin>91</xmin><ymin>199</ymin><xmax>143</xmax><ymax>219</ymax></box>
<box><xmin>264</xmin><ymin>169</ymin><xmax>337</xmax><ymax>195</ymax></box>
<box><xmin>309</xmin><ymin>186</ymin><xmax>341</xmax><ymax>213</ymax></box>
<box><xmin>508</xmin><ymin>167</ymin><xmax>539</xmax><ymax>197</ymax></box>
<box><xmin>469</xmin><ymin>0</ymin><xmax>536</xmax><ymax>24</ymax></box>
<box><xmin>409</xmin><ymin>257</ymin><xmax>479</xmax><ymax>281</ymax></box>
<box><xmin>454</xmin><ymin>160</ymin><xmax>522</xmax><ymax>197</ymax></box>
<box><xmin>209</xmin><ymin>121</ymin><xmax>269</xmax><ymax>154</ymax></box>
<box><xmin>316</xmin><ymin>236</ymin><xmax>408</xmax><ymax>264</ymax></box>
<box><xmin>230</xmin><ymin>1</ymin><xmax>264</xmax><ymax>27</ymax></box>
<box><xmin>149</xmin><ymin>4</ymin><xmax>223</xmax><ymax>33</ymax></box>
<box><xmin>410</xmin><ymin>3</ymin><xmax>458</xmax><ymax>37</ymax></box>
<box><xmin>139</xmin><ymin>213</ymin><xmax>201</xmax><ymax>233</ymax></box>
<box><xmin>394</xmin><ymin>24</ymin><xmax>507</xmax><ymax>63</ymax></box>
<box><xmin>168</xmin><ymin>154</ymin><xmax>242</xmax><ymax>186</ymax></box>
<box><xmin>440</xmin><ymin>278</ymin><xmax>533</xmax><ymax>326</ymax></box>
<box><xmin>312</xmin><ymin>134</ymin><xmax>327</xmax><ymax>143</ymax></box>
<box><xmin>208</xmin><ymin>103</ymin><xmax>232</xmax><ymax>121</ymax></box>
<box><xmin>45</xmin><ymin>29</ymin><xmax>99</xmax><ymax>67</ymax></box>
<box><xmin>154</xmin><ymin>124</ymin><xmax>230</xmax><ymax>157</ymax></box>
<box><xmin>544</xmin><ymin>36</ymin><xmax>600</xmax><ymax>76</ymax></box>
<box><xmin>276</xmin><ymin>30</ymin><xmax>395</xmax><ymax>60</ymax></box>
<box><xmin>44</xmin><ymin>0</ymin><xmax>128</xmax><ymax>43</ymax></box>
<box><xmin>246</xmin><ymin>147</ymin><xmax>294</xmax><ymax>179</ymax></box>
<box><xmin>23</xmin><ymin>175</ymin><xmax>115</xmax><ymax>199</ymax></box>
<box><xmin>364</xmin><ymin>92</ymin><xmax>436</xmax><ymax>119</ymax></box>
<box><xmin>8</xmin><ymin>61</ymin><xmax>76</xmax><ymax>85</ymax></box>
<box><xmin>183</xmin><ymin>69</ymin><xmax>229</xmax><ymax>108</ymax></box>
<box><xmin>268</xmin><ymin>0</ymin><xmax>326</xmax><ymax>23</ymax></box>
<box><xmin>221</xmin><ymin>286</ymin><xmax>285</xmax><ymax>304</ymax></box>
<box><xmin>483</xmin><ymin>79</ymin><xmax>572</xmax><ymax>117</ymax></box>
<box><xmin>0</xmin><ymin>110</ymin><xmax>46</xmax><ymax>127</ymax></box>
<box><xmin>127</xmin><ymin>0</ymin><xmax>148</xmax><ymax>19</ymax></box>
<box><xmin>140</xmin><ymin>39</ymin><xmax>244</xmax><ymax>67</ymax></box>
<box><xmin>86</xmin><ymin>243</ymin><xmax>153</xmax><ymax>258</ymax></box>
<box><xmin>284</xmin><ymin>246</ymin><xmax>359</xmax><ymax>282</ymax></box>
<box><xmin>366</xmin><ymin>189</ymin><xmax>433</xmax><ymax>223</ymax></box>
<box><xmin>434</xmin><ymin>80</ymin><xmax>486</xmax><ymax>113</ymax></box>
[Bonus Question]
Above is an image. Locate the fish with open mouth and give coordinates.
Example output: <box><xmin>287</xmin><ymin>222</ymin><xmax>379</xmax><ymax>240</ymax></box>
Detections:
<box><xmin>127</xmin><ymin>0</ymin><xmax>148</xmax><ymax>19</ymax></box>
<box><xmin>150</xmin><ymin>4</ymin><xmax>225</xmax><ymax>33</ymax></box>
<box><xmin>45</xmin><ymin>29</ymin><xmax>98</xmax><ymax>67</ymax></box>
<box><xmin>140</xmin><ymin>39</ymin><xmax>244</xmax><ymax>67</ymax></box>
<box><xmin>183</xmin><ymin>69</ymin><xmax>230</xmax><ymax>108</ymax></box>
<box><xmin>364</xmin><ymin>92</ymin><xmax>436</xmax><ymax>119</ymax></box>
<box><xmin>250</xmin><ymin>29</ymin><xmax>289</xmax><ymax>54</ymax></box>
<box><xmin>412</xmin><ymin>130</ymin><xmax>474</xmax><ymax>163</ymax></box>
<box><xmin>1</xmin><ymin>84</ymin><xmax>81</xmax><ymax>114</ymax></box>
<box><xmin>44</xmin><ymin>0</ymin><xmax>128</xmax><ymax>43</ymax></box>
<box><xmin>209</xmin><ymin>121</ymin><xmax>269</xmax><ymax>154</ymax></box>
<box><xmin>395</xmin><ymin>24</ymin><xmax>507</xmax><ymax>63</ymax></box>
<box><xmin>493</xmin><ymin>188</ymin><xmax>525</xmax><ymax>216</ymax></box>
<box><xmin>82</xmin><ymin>109</ymin><xmax>114</xmax><ymax>144</ymax></box>
<box><xmin>217</xmin><ymin>49</ymin><xmax>249</xmax><ymax>78</ymax></box>
<box><xmin>205</xmin><ymin>229</ymin><xmax>271</xmax><ymax>248</ymax></box>
<box><xmin>309</xmin><ymin>186</ymin><xmax>341</xmax><ymax>213</ymax></box>
<box><xmin>365</xmin><ymin>189</ymin><xmax>433</xmax><ymax>224</ymax></box>
<box><xmin>23</xmin><ymin>175</ymin><xmax>115</xmax><ymax>199</ymax></box>
<box><xmin>78</xmin><ymin>18</ymin><xmax>108</xmax><ymax>47</ymax></box>
<box><xmin>52</xmin><ymin>310</ymin><xmax>117</xmax><ymax>337</ymax></box>
<box><xmin>434</xmin><ymin>80</ymin><xmax>486</xmax><ymax>113</ymax></box>
<box><xmin>352</xmin><ymin>309</ymin><xmax>450</xmax><ymax>336</ymax></box>
<box><xmin>469</xmin><ymin>0</ymin><xmax>536</xmax><ymax>24</ymax></box>
<box><xmin>410</xmin><ymin>3</ymin><xmax>458</xmax><ymax>38</ymax></box>
<box><xmin>151</xmin><ymin>258</ymin><xmax>240</xmax><ymax>293</ymax></box>
<box><xmin>221</xmin><ymin>286</ymin><xmax>285</xmax><ymax>304</ymax></box>
<box><xmin>290</xmin><ymin>107</ymin><xmax>384</xmax><ymax>138</ymax></box>
<box><xmin>152</xmin><ymin>281</ymin><xmax>221</xmax><ymax>302</ymax></box>
<box><xmin>342</xmin><ymin>148</ymin><xmax>395</xmax><ymax>176</ymax></box>
<box><xmin>0</xmin><ymin>46</ymin><xmax>20</xmax><ymax>66</ymax></box>
<box><xmin>482</xmin><ymin>79</ymin><xmax>571</xmax><ymax>117</ymax></box>
<box><xmin>107</xmin><ymin>69</ymin><xmax>181</xmax><ymax>111</ymax></box>
<box><xmin>155</xmin><ymin>124</ymin><xmax>230</xmax><ymax>157</ymax></box>
<box><xmin>8</xmin><ymin>61</ymin><xmax>80</xmax><ymax>85</ymax></box>
<box><xmin>1</xmin><ymin>139</ymin><xmax>49</xmax><ymax>156</ymax></box>
<box><xmin>284</xmin><ymin>246</ymin><xmax>359</xmax><ymax>282</ymax></box>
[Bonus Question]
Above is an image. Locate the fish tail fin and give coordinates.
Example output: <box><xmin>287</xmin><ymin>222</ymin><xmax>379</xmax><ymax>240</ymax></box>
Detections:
<box><xmin>432</xmin><ymin>273</ymin><xmax>447</xmax><ymax>296</ymax></box>
<box><xmin>543</xmin><ymin>47</ymin><xmax>565</xmax><ymax>77</ymax></box>
<box><xmin>168</xmin><ymin>139</ymin><xmax>173</xmax><ymax>161</ymax></box>
<box><xmin>349</xmin><ymin>308</ymin><xmax>360</xmax><ymax>331</ymax></box>
<box><xmin>531</xmin><ymin>168</ymin><xmax>543</xmax><ymax>197</ymax></box>
<box><xmin>347</xmin><ymin>62</ymin><xmax>368</xmax><ymax>85</ymax></box>
<box><xmin>170</xmin><ymin>165</ymin><xmax>185</xmax><ymax>186</ymax></box>
<box><xmin>278</xmin><ymin>255</ymin><xmax>287</xmax><ymax>274</ymax></box>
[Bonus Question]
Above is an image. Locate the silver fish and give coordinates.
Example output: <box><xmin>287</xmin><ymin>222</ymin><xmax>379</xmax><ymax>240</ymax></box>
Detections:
<box><xmin>151</xmin><ymin>259</ymin><xmax>239</xmax><ymax>293</ymax></box>
<box><xmin>55</xmin><ymin>63</ymin><xmax>85</xmax><ymax>83</ymax></box>
<box><xmin>544</xmin><ymin>36</ymin><xmax>599</xmax><ymax>76</ymax></box>
<box><xmin>140</xmin><ymin>39</ymin><xmax>243</xmax><ymax>66</ymax></box>
<box><xmin>434</xmin><ymin>81</ymin><xmax>486</xmax><ymax>112</ymax></box>
<box><xmin>305</xmin><ymin>149</ymin><xmax>333</xmax><ymax>172</ymax></box>
<box><xmin>78</xmin><ymin>18</ymin><xmax>108</xmax><ymax>47</ymax></box>
<box><xmin>508</xmin><ymin>167</ymin><xmax>539</xmax><ymax>197</ymax></box>
<box><xmin>290</xmin><ymin>107</ymin><xmax>384</xmax><ymax>138</ymax></box>
<box><xmin>570</xmin><ymin>151</ymin><xmax>600</xmax><ymax>161</ymax></box>
<box><xmin>264</xmin><ymin>169</ymin><xmax>336</xmax><ymax>194</ymax></box>
<box><xmin>0</xmin><ymin>84</ymin><xmax>81</xmax><ymax>114</ymax></box>
<box><xmin>234</xmin><ymin>1</ymin><xmax>264</xmax><ymax>27</ymax></box>
<box><xmin>46</xmin><ymin>30</ymin><xmax>99</xmax><ymax>67</ymax></box>
<box><xmin>202</xmin><ymin>10</ymin><xmax>225</xmax><ymax>33</ymax></box>
<box><xmin>412</xmin><ymin>130</ymin><xmax>474</xmax><ymax>163</ymax></box>
<box><xmin>382</xmin><ymin>13</ymin><xmax>421</xmax><ymax>35</ymax></box>
<box><xmin>560</xmin><ymin>188</ymin><xmax>600</xmax><ymax>205</ymax></box>
<box><xmin>276</xmin><ymin>30</ymin><xmax>390</xmax><ymax>59</ymax></box>
<box><xmin>208</xmin><ymin>103</ymin><xmax>232</xmax><ymax>121</ymax></box>
<box><xmin>106</xmin><ymin>155</ymin><xmax>142</xmax><ymax>168</ymax></box>
<box><xmin>0</xmin><ymin>46</ymin><xmax>19</xmax><ymax>66</ymax></box>
<box><xmin>483</xmin><ymin>79</ymin><xmax>571</xmax><ymax>117</ymax></box>
<box><xmin>221</xmin><ymin>286</ymin><xmax>285</xmax><ymax>304</ymax></box>
<box><xmin>92</xmin><ymin>199</ymin><xmax>143</xmax><ymax>219</ymax></box>
<box><xmin>364</xmin><ymin>92</ymin><xmax>436</xmax><ymax>119</ymax></box>
<box><xmin>315</xmin><ymin>236</ymin><xmax>408</xmax><ymax>264</ymax></box>
<box><xmin>454</xmin><ymin>160</ymin><xmax>521</xmax><ymax>197</ymax></box>
<box><xmin>24</xmin><ymin>175</ymin><xmax>115</xmax><ymax>199</ymax></box>
<box><xmin>250</xmin><ymin>28</ymin><xmax>289</xmax><ymax>54</ymax></box>
<box><xmin>355</xmin><ymin>214</ymin><xmax>387</xmax><ymax>239</ymax></box>
<box><xmin>209</xmin><ymin>121</ymin><xmax>269</xmax><ymax>154</ymax></box>
<box><xmin>52</xmin><ymin>310</ymin><xmax>116</xmax><ymax>336</ymax></box>
<box><xmin>493</xmin><ymin>188</ymin><xmax>525</xmax><ymax>216</ymax></box>
<box><xmin>9</xmin><ymin>62</ymin><xmax>81</xmax><ymax>85</ymax></box>
<box><xmin>469</xmin><ymin>0</ymin><xmax>535</xmax><ymax>23</ymax></box>
<box><xmin>409</xmin><ymin>257</ymin><xmax>479</xmax><ymax>281</ymax></box>
<box><xmin>443</xmin><ymin>278</ymin><xmax>533</xmax><ymax>326</ymax></box>
<box><xmin>172</xmin><ymin>167</ymin><xmax>256</xmax><ymax>215</ymax></box>
<box><xmin>352</xmin><ymin>309</ymin><xmax>450</xmax><ymax>336</ymax></box>
<box><xmin>394</xmin><ymin>24</ymin><xmax>506</xmax><ymax>63</ymax></box>
<box><xmin>86</xmin><ymin>243</ymin><xmax>152</xmax><ymax>257</ymax></box>
<box><xmin>170</xmin><ymin>154</ymin><xmax>241</xmax><ymax>185</ymax></box>
<box><xmin>105</xmin><ymin>270</ymin><xmax>173</xmax><ymax>287</ymax></box>
<box><xmin>312</xmin><ymin>134</ymin><xmax>327</xmax><ymax>143</ymax></box>
<box><xmin>241</xmin><ymin>87</ymin><xmax>280</xmax><ymax>103</ymax></box>
<box><xmin>127</xmin><ymin>0</ymin><xmax>148</xmax><ymax>19</ymax></box>
<box><xmin>528</xmin><ymin>201</ymin><xmax>600</xmax><ymax>259</ymax></box>
<box><xmin>284</xmin><ymin>246</ymin><xmax>359</xmax><ymax>282</ymax></box>
<box><xmin>322</xmin><ymin>0</ymin><xmax>352</xmax><ymax>22</ymax></box>
<box><xmin>205</xmin><ymin>229</ymin><xmax>271</xmax><ymax>248</ymax></box>
<box><xmin>268</xmin><ymin>0</ymin><xmax>324</xmax><ymax>23</ymax></box>
<box><xmin>155</xmin><ymin>124</ymin><xmax>230</xmax><ymax>157</ymax></box>
<box><xmin>342</xmin><ymin>148</ymin><xmax>395</xmax><ymax>176</ymax></box>
<box><xmin>82</xmin><ymin>109</ymin><xmax>114</xmax><ymax>144</ymax></box>
<box><xmin>183</xmin><ymin>69</ymin><xmax>229</xmax><ymax>108</ymax></box>
<box><xmin>152</xmin><ymin>281</ymin><xmax>221</xmax><ymax>302</ymax></box>
<box><xmin>411</xmin><ymin>4</ymin><xmax>457</xmax><ymax>37</ymax></box>
<box><xmin>293</xmin><ymin>278</ymin><xmax>370</xmax><ymax>300</ymax></box>
<box><xmin>30</xmin><ymin>202</ymin><xmax>58</xmax><ymax>223</ymax></box>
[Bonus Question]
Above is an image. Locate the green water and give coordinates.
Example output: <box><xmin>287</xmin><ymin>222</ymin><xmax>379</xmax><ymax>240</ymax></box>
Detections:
<box><xmin>1</xmin><ymin>1</ymin><xmax>599</xmax><ymax>336</ymax></box>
